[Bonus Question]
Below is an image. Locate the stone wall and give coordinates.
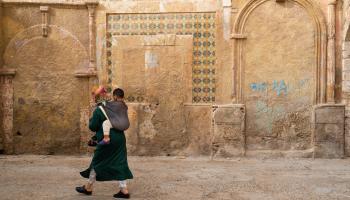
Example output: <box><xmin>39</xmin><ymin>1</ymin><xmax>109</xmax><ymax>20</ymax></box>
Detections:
<box><xmin>0</xmin><ymin>0</ymin><xmax>347</xmax><ymax>157</ymax></box>
<box><xmin>0</xmin><ymin>1</ymin><xmax>91</xmax><ymax>154</ymax></box>
<box><xmin>94</xmin><ymin>0</ymin><xmax>232</xmax><ymax>156</ymax></box>
<box><xmin>343</xmin><ymin>0</ymin><xmax>350</xmax><ymax>157</ymax></box>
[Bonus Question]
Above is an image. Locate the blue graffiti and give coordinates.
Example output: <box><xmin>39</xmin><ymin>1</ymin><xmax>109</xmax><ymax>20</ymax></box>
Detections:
<box><xmin>250</xmin><ymin>82</ymin><xmax>267</xmax><ymax>92</ymax></box>
<box><xmin>299</xmin><ymin>79</ymin><xmax>309</xmax><ymax>87</ymax></box>
<box><xmin>272</xmin><ymin>80</ymin><xmax>287</xmax><ymax>96</ymax></box>
<box><xmin>250</xmin><ymin>80</ymin><xmax>309</xmax><ymax>96</ymax></box>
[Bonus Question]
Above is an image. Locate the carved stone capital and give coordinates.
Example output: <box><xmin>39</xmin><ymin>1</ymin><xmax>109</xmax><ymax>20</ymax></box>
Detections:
<box><xmin>0</xmin><ymin>68</ymin><xmax>16</xmax><ymax>76</ymax></box>
<box><xmin>86</xmin><ymin>0</ymin><xmax>98</xmax><ymax>11</ymax></box>
<box><xmin>40</xmin><ymin>5</ymin><xmax>48</xmax><ymax>12</ymax></box>
<box><xmin>328</xmin><ymin>0</ymin><xmax>337</xmax><ymax>5</ymax></box>
<box><xmin>231</xmin><ymin>33</ymin><xmax>247</xmax><ymax>39</ymax></box>
<box><xmin>74</xmin><ymin>69</ymin><xmax>97</xmax><ymax>78</ymax></box>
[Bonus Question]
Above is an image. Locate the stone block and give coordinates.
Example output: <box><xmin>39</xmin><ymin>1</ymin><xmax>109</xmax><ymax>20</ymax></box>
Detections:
<box><xmin>313</xmin><ymin>104</ymin><xmax>345</xmax><ymax>158</ymax></box>
<box><xmin>342</xmin><ymin>81</ymin><xmax>350</xmax><ymax>92</ymax></box>
<box><xmin>213</xmin><ymin>104</ymin><xmax>245</xmax><ymax>124</ymax></box>
<box><xmin>314</xmin><ymin>105</ymin><xmax>345</xmax><ymax>124</ymax></box>
<box><xmin>342</xmin><ymin>42</ymin><xmax>350</xmax><ymax>58</ymax></box>
<box><xmin>343</xmin><ymin>58</ymin><xmax>350</xmax><ymax>71</ymax></box>
<box><xmin>315</xmin><ymin>123</ymin><xmax>344</xmax><ymax>142</ymax></box>
<box><xmin>343</xmin><ymin>71</ymin><xmax>350</xmax><ymax>81</ymax></box>
<box><xmin>345</xmin><ymin>136</ymin><xmax>350</xmax><ymax>156</ymax></box>
<box><xmin>211</xmin><ymin>104</ymin><xmax>245</xmax><ymax>158</ymax></box>
<box><xmin>184</xmin><ymin>105</ymin><xmax>212</xmax><ymax>155</ymax></box>
<box><xmin>313</xmin><ymin>141</ymin><xmax>344</xmax><ymax>158</ymax></box>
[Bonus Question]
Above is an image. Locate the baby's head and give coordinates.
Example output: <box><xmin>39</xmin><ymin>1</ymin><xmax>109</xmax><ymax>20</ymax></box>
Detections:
<box><xmin>113</xmin><ymin>88</ymin><xmax>124</xmax><ymax>101</ymax></box>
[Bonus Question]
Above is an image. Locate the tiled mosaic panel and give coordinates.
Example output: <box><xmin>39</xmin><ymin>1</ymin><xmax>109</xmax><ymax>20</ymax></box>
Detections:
<box><xmin>106</xmin><ymin>13</ymin><xmax>216</xmax><ymax>103</ymax></box>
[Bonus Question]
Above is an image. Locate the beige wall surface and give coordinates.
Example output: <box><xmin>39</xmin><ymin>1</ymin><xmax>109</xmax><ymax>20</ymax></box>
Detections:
<box><xmin>0</xmin><ymin>0</ymin><xmax>346</xmax><ymax>157</ymax></box>
<box><xmin>243</xmin><ymin>1</ymin><xmax>315</xmax><ymax>151</ymax></box>
<box><xmin>1</xmin><ymin>3</ymin><xmax>90</xmax><ymax>154</ymax></box>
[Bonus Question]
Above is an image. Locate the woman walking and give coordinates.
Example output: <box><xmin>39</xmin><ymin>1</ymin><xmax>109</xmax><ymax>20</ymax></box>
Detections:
<box><xmin>76</xmin><ymin>88</ymin><xmax>133</xmax><ymax>199</ymax></box>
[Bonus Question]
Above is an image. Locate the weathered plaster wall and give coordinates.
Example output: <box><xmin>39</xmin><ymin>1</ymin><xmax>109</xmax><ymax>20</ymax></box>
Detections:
<box><xmin>243</xmin><ymin>1</ymin><xmax>315</xmax><ymax>151</ymax></box>
<box><xmin>1</xmin><ymin>2</ymin><xmax>90</xmax><ymax>154</ymax></box>
<box><xmin>94</xmin><ymin>0</ymin><xmax>231</xmax><ymax>155</ymax></box>
<box><xmin>93</xmin><ymin>0</ymin><xmax>338</xmax><ymax>156</ymax></box>
<box><xmin>0</xmin><ymin>0</ymin><xmax>346</xmax><ymax>157</ymax></box>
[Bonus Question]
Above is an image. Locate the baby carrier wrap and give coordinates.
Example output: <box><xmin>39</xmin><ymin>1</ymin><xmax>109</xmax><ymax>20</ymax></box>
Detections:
<box><xmin>100</xmin><ymin>101</ymin><xmax>130</xmax><ymax>131</ymax></box>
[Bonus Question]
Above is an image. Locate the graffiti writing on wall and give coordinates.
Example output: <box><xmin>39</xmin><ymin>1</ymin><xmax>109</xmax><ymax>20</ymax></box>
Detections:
<box><xmin>250</xmin><ymin>79</ymin><xmax>310</xmax><ymax>96</ymax></box>
<box><xmin>248</xmin><ymin>79</ymin><xmax>312</xmax><ymax>134</ymax></box>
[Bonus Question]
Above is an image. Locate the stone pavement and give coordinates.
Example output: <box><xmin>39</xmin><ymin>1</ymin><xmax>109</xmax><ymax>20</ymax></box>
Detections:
<box><xmin>0</xmin><ymin>155</ymin><xmax>350</xmax><ymax>200</ymax></box>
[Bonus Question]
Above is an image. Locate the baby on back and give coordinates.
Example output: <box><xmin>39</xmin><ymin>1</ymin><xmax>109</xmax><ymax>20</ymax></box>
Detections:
<box><xmin>90</xmin><ymin>86</ymin><xmax>130</xmax><ymax>146</ymax></box>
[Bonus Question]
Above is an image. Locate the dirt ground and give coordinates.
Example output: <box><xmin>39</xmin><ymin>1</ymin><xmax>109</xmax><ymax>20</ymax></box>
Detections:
<box><xmin>0</xmin><ymin>155</ymin><xmax>350</xmax><ymax>200</ymax></box>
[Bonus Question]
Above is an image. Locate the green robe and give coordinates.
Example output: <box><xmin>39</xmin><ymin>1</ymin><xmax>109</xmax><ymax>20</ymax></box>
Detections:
<box><xmin>80</xmin><ymin>108</ymin><xmax>133</xmax><ymax>181</ymax></box>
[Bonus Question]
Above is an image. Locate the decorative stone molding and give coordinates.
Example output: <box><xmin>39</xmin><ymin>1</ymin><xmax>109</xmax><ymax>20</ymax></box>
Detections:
<box><xmin>86</xmin><ymin>0</ymin><xmax>98</xmax><ymax>71</ymax></box>
<box><xmin>232</xmin><ymin>0</ymin><xmax>327</xmax><ymax>104</ymax></box>
<box><xmin>1</xmin><ymin>0</ymin><xmax>87</xmax><ymax>6</ymax></box>
<box><xmin>327</xmin><ymin>0</ymin><xmax>337</xmax><ymax>103</ymax></box>
<box><xmin>40</xmin><ymin>6</ymin><xmax>49</xmax><ymax>37</ymax></box>
<box><xmin>74</xmin><ymin>70</ymin><xmax>97</xmax><ymax>78</ymax></box>
<box><xmin>0</xmin><ymin>68</ymin><xmax>16</xmax><ymax>76</ymax></box>
<box><xmin>0</xmin><ymin>67</ymin><xmax>16</xmax><ymax>154</ymax></box>
<box><xmin>230</xmin><ymin>33</ymin><xmax>247</xmax><ymax>39</ymax></box>
<box><xmin>222</xmin><ymin>0</ymin><xmax>232</xmax><ymax>8</ymax></box>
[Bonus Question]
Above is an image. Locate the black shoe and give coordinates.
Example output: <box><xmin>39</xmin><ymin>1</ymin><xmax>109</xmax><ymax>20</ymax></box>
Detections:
<box><xmin>113</xmin><ymin>191</ymin><xmax>130</xmax><ymax>199</ymax></box>
<box><xmin>75</xmin><ymin>185</ymin><xmax>92</xmax><ymax>195</ymax></box>
<box><xmin>88</xmin><ymin>139</ymin><xmax>98</xmax><ymax>147</ymax></box>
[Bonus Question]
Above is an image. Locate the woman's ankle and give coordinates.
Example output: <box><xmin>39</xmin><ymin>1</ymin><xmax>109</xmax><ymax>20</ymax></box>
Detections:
<box><xmin>120</xmin><ymin>188</ymin><xmax>129</xmax><ymax>194</ymax></box>
<box><xmin>85</xmin><ymin>184</ymin><xmax>93</xmax><ymax>191</ymax></box>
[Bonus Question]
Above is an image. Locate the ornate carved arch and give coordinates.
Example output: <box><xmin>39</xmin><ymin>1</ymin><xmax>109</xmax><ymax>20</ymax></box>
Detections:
<box><xmin>232</xmin><ymin>0</ymin><xmax>327</xmax><ymax>104</ymax></box>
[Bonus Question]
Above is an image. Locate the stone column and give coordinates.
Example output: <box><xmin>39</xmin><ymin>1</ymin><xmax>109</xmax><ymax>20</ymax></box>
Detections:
<box><xmin>0</xmin><ymin>68</ymin><xmax>16</xmax><ymax>154</ymax></box>
<box><xmin>75</xmin><ymin>71</ymin><xmax>97</xmax><ymax>154</ymax></box>
<box><xmin>74</xmin><ymin>1</ymin><xmax>98</xmax><ymax>154</ymax></box>
<box><xmin>327</xmin><ymin>0</ymin><xmax>337</xmax><ymax>103</ymax></box>
<box><xmin>231</xmin><ymin>34</ymin><xmax>247</xmax><ymax>103</ymax></box>
<box><xmin>222</xmin><ymin>0</ymin><xmax>232</xmax><ymax>41</ymax></box>
<box><xmin>40</xmin><ymin>6</ymin><xmax>49</xmax><ymax>37</ymax></box>
<box><xmin>0</xmin><ymin>1</ymin><xmax>3</xmax><ymax>68</ymax></box>
<box><xmin>86</xmin><ymin>1</ymin><xmax>98</xmax><ymax>71</ymax></box>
